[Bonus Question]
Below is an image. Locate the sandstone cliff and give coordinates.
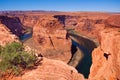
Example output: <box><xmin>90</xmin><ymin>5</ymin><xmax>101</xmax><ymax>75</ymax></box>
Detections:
<box><xmin>0</xmin><ymin>16</ymin><xmax>24</xmax><ymax>37</ymax></box>
<box><xmin>33</xmin><ymin>16</ymin><xmax>72</xmax><ymax>63</ymax></box>
<box><xmin>0</xmin><ymin>24</ymin><xmax>19</xmax><ymax>46</ymax></box>
<box><xmin>0</xmin><ymin>12</ymin><xmax>120</xmax><ymax>80</ymax></box>
<box><xmin>18</xmin><ymin>15</ymin><xmax>39</xmax><ymax>28</ymax></box>
<box><xmin>54</xmin><ymin>13</ymin><xmax>110</xmax><ymax>42</ymax></box>
<box><xmin>89</xmin><ymin>15</ymin><xmax>120</xmax><ymax>80</ymax></box>
<box><xmin>106</xmin><ymin>15</ymin><xmax>120</xmax><ymax>28</ymax></box>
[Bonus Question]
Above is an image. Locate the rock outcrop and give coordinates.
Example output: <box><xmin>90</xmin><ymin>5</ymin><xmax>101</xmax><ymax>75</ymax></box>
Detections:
<box><xmin>0</xmin><ymin>58</ymin><xmax>85</xmax><ymax>80</ymax></box>
<box><xmin>54</xmin><ymin>13</ymin><xmax>109</xmax><ymax>41</ymax></box>
<box><xmin>0</xmin><ymin>12</ymin><xmax>120</xmax><ymax>80</ymax></box>
<box><xmin>0</xmin><ymin>16</ymin><xmax>24</xmax><ymax>37</ymax></box>
<box><xmin>106</xmin><ymin>15</ymin><xmax>120</xmax><ymax>28</ymax></box>
<box><xmin>0</xmin><ymin>24</ymin><xmax>19</xmax><ymax>46</ymax></box>
<box><xmin>22</xmin><ymin>58</ymin><xmax>84</xmax><ymax>80</ymax></box>
<box><xmin>18</xmin><ymin>15</ymin><xmax>39</xmax><ymax>28</ymax></box>
<box><xmin>89</xmin><ymin>28</ymin><xmax>120</xmax><ymax>80</ymax></box>
<box><xmin>33</xmin><ymin>17</ymin><xmax>72</xmax><ymax>63</ymax></box>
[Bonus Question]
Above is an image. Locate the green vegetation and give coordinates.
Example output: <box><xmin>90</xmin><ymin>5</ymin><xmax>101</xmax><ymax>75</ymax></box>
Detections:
<box><xmin>0</xmin><ymin>42</ymin><xmax>37</xmax><ymax>76</ymax></box>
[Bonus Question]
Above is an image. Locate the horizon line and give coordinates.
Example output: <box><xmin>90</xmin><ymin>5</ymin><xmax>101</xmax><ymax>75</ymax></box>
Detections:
<box><xmin>0</xmin><ymin>10</ymin><xmax>120</xmax><ymax>13</ymax></box>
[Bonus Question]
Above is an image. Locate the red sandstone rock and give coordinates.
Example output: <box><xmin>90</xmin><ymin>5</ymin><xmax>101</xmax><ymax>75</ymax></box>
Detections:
<box><xmin>89</xmin><ymin>29</ymin><xmax>120</xmax><ymax>80</ymax></box>
<box><xmin>75</xmin><ymin>18</ymin><xmax>106</xmax><ymax>42</ymax></box>
<box><xmin>22</xmin><ymin>58</ymin><xmax>84</xmax><ymax>80</ymax></box>
<box><xmin>0</xmin><ymin>58</ymin><xmax>84</xmax><ymax>80</ymax></box>
<box><xmin>106</xmin><ymin>15</ymin><xmax>120</xmax><ymax>28</ymax></box>
<box><xmin>0</xmin><ymin>16</ymin><xmax>24</xmax><ymax>37</ymax></box>
<box><xmin>33</xmin><ymin>17</ymin><xmax>72</xmax><ymax>63</ymax></box>
<box><xmin>54</xmin><ymin>13</ymin><xmax>109</xmax><ymax>42</ymax></box>
<box><xmin>0</xmin><ymin>24</ymin><xmax>19</xmax><ymax>46</ymax></box>
<box><xmin>19</xmin><ymin>15</ymin><xmax>39</xmax><ymax>28</ymax></box>
<box><xmin>0</xmin><ymin>12</ymin><xmax>120</xmax><ymax>80</ymax></box>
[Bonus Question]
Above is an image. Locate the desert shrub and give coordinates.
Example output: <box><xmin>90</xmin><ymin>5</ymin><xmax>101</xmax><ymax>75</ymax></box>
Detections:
<box><xmin>0</xmin><ymin>42</ymin><xmax>37</xmax><ymax>76</ymax></box>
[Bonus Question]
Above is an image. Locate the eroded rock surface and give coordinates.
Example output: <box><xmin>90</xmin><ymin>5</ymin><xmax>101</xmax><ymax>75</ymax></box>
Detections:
<box><xmin>18</xmin><ymin>15</ymin><xmax>39</xmax><ymax>28</ymax></box>
<box><xmin>89</xmin><ymin>28</ymin><xmax>120</xmax><ymax>80</ymax></box>
<box><xmin>22</xmin><ymin>58</ymin><xmax>84</xmax><ymax>80</ymax></box>
<box><xmin>0</xmin><ymin>16</ymin><xmax>24</xmax><ymax>37</ymax></box>
<box><xmin>33</xmin><ymin>17</ymin><xmax>71</xmax><ymax>63</ymax></box>
<box><xmin>0</xmin><ymin>24</ymin><xmax>19</xmax><ymax>46</ymax></box>
<box><xmin>54</xmin><ymin>13</ymin><xmax>110</xmax><ymax>42</ymax></box>
<box><xmin>106</xmin><ymin>15</ymin><xmax>120</xmax><ymax>28</ymax></box>
<box><xmin>0</xmin><ymin>12</ymin><xmax>120</xmax><ymax>80</ymax></box>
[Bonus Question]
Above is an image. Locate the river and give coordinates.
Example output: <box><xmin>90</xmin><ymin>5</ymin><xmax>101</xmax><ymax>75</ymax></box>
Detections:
<box><xmin>67</xmin><ymin>29</ymin><xmax>98</xmax><ymax>78</ymax></box>
<box><xmin>20</xmin><ymin>29</ymin><xmax>98</xmax><ymax>78</ymax></box>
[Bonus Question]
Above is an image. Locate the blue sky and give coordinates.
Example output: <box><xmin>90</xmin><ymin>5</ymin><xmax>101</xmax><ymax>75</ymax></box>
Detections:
<box><xmin>0</xmin><ymin>0</ymin><xmax>120</xmax><ymax>12</ymax></box>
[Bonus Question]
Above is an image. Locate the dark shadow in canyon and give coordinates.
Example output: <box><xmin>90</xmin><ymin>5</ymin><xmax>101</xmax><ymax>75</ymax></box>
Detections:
<box><xmin>67</xmin><ymin>30</ymin><xmax>98</xmax><ymax>78</ymax></box>
<box><xmin>54</xmin><ymin>15</ymin><xmax>66</xmax><ymax>27</ymax></box>
<box><xmin>0</xmin><ymin>16</ymin><xmax>24</xmax><ymax>37</ymax></box>
<box><xmin>74</xmin><ymin>40</ymin><xmax>91</xmax><ymax>78</ymax></box>
<box><xmin>0</xmin><ymin>16</ymin><xmax>33</xmax><ymax>42</ymax></box>
<box><xmin>69</xmin><ymin>40</ymin><xmax>92</xmax><ymax>78</ymax></box>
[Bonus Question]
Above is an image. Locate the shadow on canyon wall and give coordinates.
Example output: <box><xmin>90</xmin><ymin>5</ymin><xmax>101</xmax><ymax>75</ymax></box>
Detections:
<box><xmin>0</xmin><ymin>15</ymin><xmax>99</xmax><ymax>78</ymax></box>
<box><xmin>0</xmin><ymin>16</ymin><xmax>24</xmax><ymax>37</ymax></box>
<box><xmin>68</xmin><ymin>30</ymin><xmax>98</xmax><ymax>78</ymax></box>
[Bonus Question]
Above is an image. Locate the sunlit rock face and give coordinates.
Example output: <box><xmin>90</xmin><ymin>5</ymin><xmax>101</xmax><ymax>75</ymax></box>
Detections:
<box><xmin>89</xmin><ymin>15</ymin><xmax>120</xmax><ymax>80</ymax></box>
<box><xmin>33</xmin><ymin>16</ymin><xmax>72</xmax><ymax>63</ymax></box>
<box><xmin>2</xmin><ymin>58</ymin><xmax>85</xmax><ymax>80</ymax></box>
<box><xmin>0</xmin><ymin>24</ymin><xmax>19</xmax><ymax>46</ymax></box>
<box><xmin>105</xmin><ymin>15</ymin><xmax>120</xmax><ymax>28</ymax></box>
<box><xmin>22</xmin><ymin>58</ymin><xmax>85</xmax><ymax>80</ymax></box>
<box><xmin>18</xmin><ymin>15</ymin><xmax>40</xmax><ymax>28</ymax></box>
<box><xmin>89</xmin><ymin>28</ymin><xmax>120</xmax><ymax>80</ymax></box>
<box><xmin>0</xmin><ymin>12</ymin><xmax>120</xmax><ymax>80</ymax></box>
<box><xmin>54</xmin><ymin>13</ymin><xmax>110</xmax><ymax>42</ymax></box>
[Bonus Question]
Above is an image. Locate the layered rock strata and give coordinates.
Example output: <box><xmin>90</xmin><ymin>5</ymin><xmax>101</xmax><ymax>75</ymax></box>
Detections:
<box><xmin>89</xmin><ymin>28</ymin><xmax>120</xmax><ymax>80</ymax></box>
<box><xmin>0</xmin><ymin>24</ymin><xmax>19</xmax><ymax>46</ymax></box>
<box><xmin>33</xmin><ymin>17</ymin><xmax>72</xmax><ymax>63</ymax></box>
<box><xmin>0</xmin><ymin>16</ymin><xmax>24</xmax><ymax>37</ymax></box>
<box><xmin>22</xmin><ymin>58</ymin><xmax>85</xmax><ymax>80</ymax></box>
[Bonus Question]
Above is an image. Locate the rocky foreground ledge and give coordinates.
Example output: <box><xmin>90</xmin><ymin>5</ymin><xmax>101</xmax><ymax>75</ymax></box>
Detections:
<box><xmin>8</xmin><ymin>58</ymin><xmax>84</xmax><ymax>80</ymax></box>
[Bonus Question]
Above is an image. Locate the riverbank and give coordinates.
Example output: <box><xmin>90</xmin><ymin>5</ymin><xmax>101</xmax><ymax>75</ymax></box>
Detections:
<box><xmin>67</xmin><ymin>30</ymin><xmax>98</xmax><ymax>78</ymax></box>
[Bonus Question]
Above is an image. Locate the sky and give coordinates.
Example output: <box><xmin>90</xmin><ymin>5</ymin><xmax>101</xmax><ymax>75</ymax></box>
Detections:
<box><xmin>0</xmin><ymin>0</ymin><xmax>120</xmax><ymax>12</ymax></box>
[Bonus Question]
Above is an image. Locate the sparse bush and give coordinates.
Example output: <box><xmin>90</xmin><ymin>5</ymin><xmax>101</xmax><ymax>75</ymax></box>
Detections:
<box><xmin>0</xmin><ymin>42</ymin><xmax>37</xmax><ymax>76</ymax></box>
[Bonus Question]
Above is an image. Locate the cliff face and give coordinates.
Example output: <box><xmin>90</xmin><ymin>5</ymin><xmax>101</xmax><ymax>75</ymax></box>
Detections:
<box><xmin>18</xmin><ymin>15</ymin><xmax>39</xmax><ymax>28</ymax></box>
<box><xmin>0</xmin><ymin>14</ymin><xmax>72</xmax><ymax>63</ymax></box>
<box><xmin>0</xmin><ymin>12</ymin><xmax>120</xmax><ymax>80</ymax></box>
<box><xmin>0</xmin><ymin>16</ymin><xmax>24</xmax><ymax>37</ymax></box>
<box><xmin>0</xmin><ymin>24</ymin><xmax>19</xmax><ymax>46</ymax></box>
<box><xmin>106</xmin><ymin>15</ymin><xmax>120</xmax><ymax>28</ymax></box>
<box><xmin>54</xmin><ymin>13</ymin><xmax>110</xmax><ymax>42</ymax></box>
<box><xmin>89</xmin><ymin>15</ymin><xmax>120</xmax><ymax>80</ymax></box>
<box><xmin>89</xmin><ymin>28</ymin><xmax>120</xmax><ymax>80</ymax></box>
<box><xmin>33</xmin><ymin>16</ymin><xmax>72</xmax><ymax>63</ymax></box>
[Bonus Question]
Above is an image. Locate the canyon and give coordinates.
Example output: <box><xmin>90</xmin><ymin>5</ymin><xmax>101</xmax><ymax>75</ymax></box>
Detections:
<box><xmin>0</xmin><ymin>11</ymin><xmax>120</xmax><ymax>80</ymax></box>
